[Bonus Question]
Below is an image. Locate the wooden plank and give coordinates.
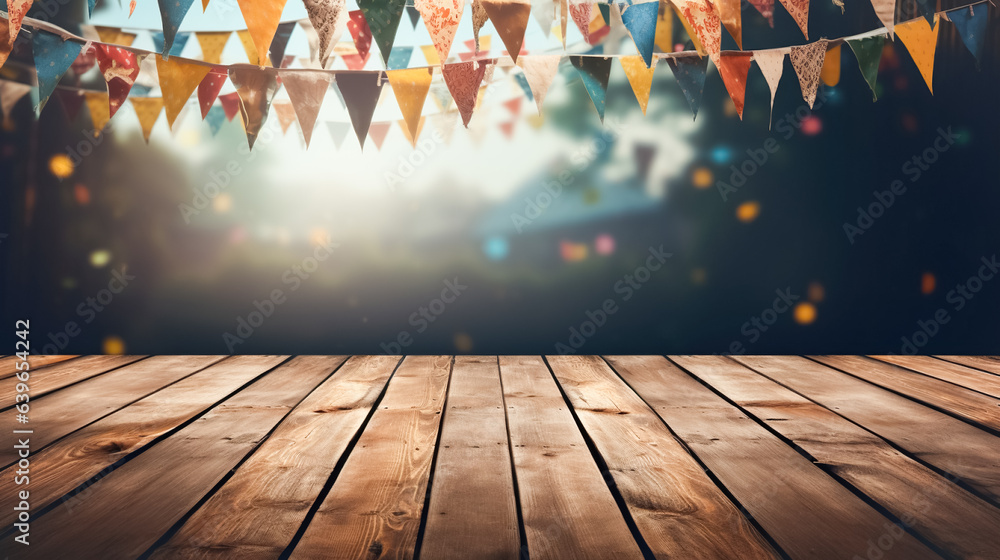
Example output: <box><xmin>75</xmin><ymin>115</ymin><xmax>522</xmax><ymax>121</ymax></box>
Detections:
<box><xmin>612</xmin><ymin>355</ymin><xmax>940</xmax><ymax>560</ymax></box>
<box><xmin>675</xmin><ymin>354</ymin><xmax>1000</xmax><ymax>559</ymax></box>
<box><xmin>0</xmin><ymin>355</ymin><xmax>289</xmax><ymax>529</ymax></box>
<box><xmin>547</xmin><ymin>355</ymin><xmax>776</xmax><ymax>560</ymax></box>
<box><xmin>732</xmin><ymin>355</ymin><xmax>1000</xmax><ymax>504</ymax></box>
<box><xmin>934</xmin><ymin>356</ymin><xmax>1000</xmax><ymax>377</ymax></box>
<box><xmin>290</xmin><ymin>356</ymin><xmax>452</xmax><ymax>560</ymax></box>
<box><xmin>499</xmin><ymin>356</ymin><xmax>645</xmax><ymax>560</ymax></box>
<box><xmin>0</xmin><ymin>354</ymin><xmax>78</xmax><ymax>379</ymax></box>
<box><xmin>148</xmin><ymin>355</ymin><xmax>396</xmax><ymax>560</ymax></box>
<box><xmin>418</xmin><ymin>357</ymin><xmax>522</xmax><ymax>559</ymax></box>
<box><xmin>871</xmin><ymin>355</ymin><xmax>1000</xmax><ymax>398</ymax></box>
<box><xmin>812</xmin><ymin>355</ymin><xmax>1000</xmax><ymax>432</ymax></box>
<box><xmin>8</xmin><ymin>355</ymin><xmax>335</xmax><ymax>560</ymax></box>
<box><xmin>0</xmin><ymin>354</ymin><xmax>146</xmax><ymax>409</ymax></box>
<box><xmin>0</xmin><ymin>355</ymin><xmax>225</xmax><ymax>467</ymax></box>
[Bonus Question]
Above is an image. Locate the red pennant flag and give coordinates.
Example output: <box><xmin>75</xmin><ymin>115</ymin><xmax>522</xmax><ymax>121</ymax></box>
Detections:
<box><xmin>219</xmin><ymin>91</ymin><xmax>242</xmax><ymax>121</ymax></box>
<box><xmin>197</xmin><ymin>68</ymin><xmax>228</xmax><ymax>119</ymax></box>
<box><xmin>346</xmin><ymin>10</ymin><xmax>373</xmax><ymax>66</ymax></box>
<box><xmin>441</xmin><ymin>60</ymin><xmax>488</xmax><ymax>127</ymax></box>
<box><xmin>369</xmin><ymin>121</ymin><xmax>391</xmax><ymax>149</ymax></box>
<box><xmin>717</xmin><ymin>52</ymin><xmax>752</xmax><ymax>119</ymax></box>
<box><xmin>94</xmin><ymin>45</ymin><xmax>144</xmax><ymax>119</ymax></box>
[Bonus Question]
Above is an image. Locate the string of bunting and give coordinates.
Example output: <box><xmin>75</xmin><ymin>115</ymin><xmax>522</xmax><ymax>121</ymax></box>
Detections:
<box><xmin>0</xmin><ymin>0</ymin><xmax>991</xmax><ymax>151</ymax></box>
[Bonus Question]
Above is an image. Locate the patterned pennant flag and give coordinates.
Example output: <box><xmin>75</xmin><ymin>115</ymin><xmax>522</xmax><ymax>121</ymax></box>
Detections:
<box><xmin>228</xmin><ymin>66</ymin><xmax>280</xmax><ymax>148</ymax></box>
<box><xmin>895</xmin><ymin>15</ymin><xmax>939</xmax><ymax>94</ymax></box>
<box><xmin>94</xmin><ymin>45</ymin><xmax>144</xmax><ymax>119</ymax></box>
<box><xmin>821</xmin><ymin>44</ymin><xmax>840</xmax><ymax>86</ymax></box>
<box><xmin>748</xmin><ymin>0</ymin><xmax>774</xmax><ymax>27</ymax></box>
<box><xmin>358</xmin><ymin>0</ymin><xmax>407</xmax><ymax>66</ymax></box>
<box><xmin>570</xmin><ymin>55</ymin><xmax>613</xmax><ymax>122</ymax></box>
<box><xmin>130</xmin><ymin>97</ymin><xmax>164</xmax><ymax>142</ymax></box>
<box><xmin>717</xmin><ymin>52</ymin><xmax>752</xmax><ymax>119</ymax></box>
<box><xmin>156</xmin><ymin>55</ymin><xmax>213</xmax><ymax>127</ymax></box>
<box><xmin>847</xmin><ymin>35</ymin><xmax>884</xmax><ymax>100</ymax></box>
<box><xmin>517</xmin><ymin>55</ymin><xmax>561</xmax><ymax>115</ymax></box>
<box><xmin>665</xmin><ymin>54</ymin><xmax>707</xmax><ymax>119</ymax></box>
<box><xmin>713</xmin><ymin>0</ymin><xmax>742</xmax><ymax>49</ymax></box>
<box><xmin>6</xmin><ymin>0</ymin><xmax>34</xmax><ymax>47</ymax></box>
<box><xmin>83</xmin><ymin>91</ymin><xmax>112</xmax><ymax>135</ymax></box>
<box><xmin>0</xmin><ymin>22</ymin><xmax>13</xmax><ymax>70</ymax></box>
<box><xmin>674</xmin><ymin>0</ymin><xmax>721</xmax><ymax>64</ymax></box>
<box><xmin>948</xmin><ymin>5</ymin><xmax>987</xmax><ymax>63</ymax></box>
<box><xmin>95</xmin><ymin>27</ymin><xmax>138</xmax><ymax>47</ymax></box>
<box><xmin>778</xmin><ymin>0</ymin><xmax>808</xmax><ymax>39</ymax></box>
<box><xmin>472</xmin><ymin>0</ymin><xmax>490</xmax><ymax>52</ymax></box>
<box><xmin>269</xmin><ymin>21</ymin><xmax>297</xmax><ymax>67</ymax></box>
<box><xmin>620</xmin><ymin>55</ymin><xmax>656</xmax><ymax>114</ymax></box>
<box><xmin>346</xmin><ymin>10</ymin><xmax>374</xmax><ymax>67</ymax></box>
<box><xmin>303</xmin><ymin>0</ymin><xmax>347</xmax><ymax>66</ymax></box>
<box><xmin>281</xmin><ymin>70</ymin><xmax>333</xmax><ymax>147</ymax></box>
<box><xmin>442</xmin><ymin>60</ymin><xmax>488</xmax><ymax>126</ymax></box>
<box><xmin>0</xmin><ymin>81</ymin><xmax>33</xmax><ymax>121</ymax></box>
<box><xmin>198</xmin><ymin>68</ymin><xmax>228</xmax><ymax>119</ymax></box>
<box><xmin>569</xmin><ymin>1</ymin><xmax>592</xmax><ymax>43</ymax></box>
<box><xmin>336</xmin><ymin>71</ymin><xmax>386</xmax><ymax>149</ymax></box>
<box><xmin>387</xmin><ymin>67</ymin><xmax>433</xmax><ymax>145</ymax></box>
<box><xmin>196</xmin><ymin>32</ymin><xmax>231</xmax><ymax>64</ymax></box>
<box><xmin>790</xmin><ymin>39</ymin><xmax>828</xmax><ymax>108</ymax></box>
<box><xmin>32</xmin><ymin>31</ymin><xmax>84</xmax><ymax>114</ymax></box>
<box><xmin>753</xmin><ymin>48</ymin><xmax>787</xmax><ymax>126</ymax></box>
<box><xmin>620</xmin><ymin>1</ymin><xmax>658</xmax><ymax>68</ymax></box>
<box><xmin>156</xmin><ymin>0</ymin><xmax>197</xmax><ymax>58</ymax></box>
<box><xmin>387</xmin><ymin>46</ymin><xmax>414</xmax><ymax>69</ymax></box>
<box><xmin>235</xmin><ymin>0</ymin><xmax>290</xmax><ymax>67</ymax></box>
<box><xmin>416</xmin><ymin>0</ymin><xmax>464</xmax><ymax>64</ymax></box>
<box><xmin>481</xmin><ymin>0</ymin><xmax>532</xmax><ymax>63</ymax></box>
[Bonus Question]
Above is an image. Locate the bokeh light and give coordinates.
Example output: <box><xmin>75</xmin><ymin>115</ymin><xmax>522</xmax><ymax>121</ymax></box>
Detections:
<box><xmin>710</xmin><ymin>145</ymin><xmax>733</xmax><ymax>165</ymax></box>
<box><xmin>49</xmin><ymin>154</ymin><xmax>75</xmax><ymax>179</ymax></box>
<box><xmin>483</xmin><ymin>236</ymin><xmax>510</xmax><ymax>261</ymax></box>
<box><xmin>800</xmin><ymin>116</ymin><xmax>822</xmax><ymax>136</ymax></box>
<box><xmin>921</xmin><ymin>272</ymin><xmax>936</xmax><ymax>295</ymax></box>
<box><xmin>89</xmin><ymin>249</ymin><xmax>111</xmax><ymax>268</ymax></box>
<box><xmin>808</xmin><ymin>282</ymin><xmax>825</xmax><ymax>303</ymax></box>
<box><xmin>691</xmin><ymin>167</ymin><xmax>713</xmax><ymax>188</ymax></box>
<box><xmin>102</xmin><ymin>336</ymin><xmax>126</xmax><ymax>354</ymax></box>
<box><xmin>453</xmin><ymin>332</ymin><xmax>473</xmax><ymax>352</ymax></box>
<box><xmin>794</xmin><ymin>302</ymin><xmax>817</xmax><ymax>325</ymax></box>
<box><xmin>594</xmin><ymin>234</ymin><xmax>615</xmax><ymax>255</ymax></box>
<box><xmin>213</xmin><ymin>192</ymin><xmax>233</xmax><ymax>213</ymax></box>
<box><xmin>736</xmin><ymin>201</ymin><xmax>761</xmax><ymax>223</ymax></box>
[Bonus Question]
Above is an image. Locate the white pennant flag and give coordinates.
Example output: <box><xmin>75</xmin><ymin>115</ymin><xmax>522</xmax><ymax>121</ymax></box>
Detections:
<box><xmin>754</xmin><ymin>48</ymin><xmax>788</xmax><ymax>128</ymax></box>
<box><xmin>517</xmin><ymin>55</ymin><xmax>562</xmax><ymax>115</ymax></box>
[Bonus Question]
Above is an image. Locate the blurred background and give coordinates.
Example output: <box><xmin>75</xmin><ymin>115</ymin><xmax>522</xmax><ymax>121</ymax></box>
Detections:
<box><xmin>1</xmin><ymin>0</ymin><xmax>999</xmax><ymax>355</ymax></box>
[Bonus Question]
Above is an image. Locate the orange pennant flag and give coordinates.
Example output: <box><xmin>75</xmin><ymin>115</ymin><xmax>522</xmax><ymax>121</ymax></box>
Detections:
<box><xmin>820</xmin><ymin>43</ymin><xmax>840</xmax><ymax>86</ymax></box>
<box><xmin>416</xmin><ymin>0</ymin><xmax>464</xmax><ymax>63</ymax></box>
<box><xmin>130</xmin><ymin>97</ymin><xmax>164</xmax><ymax>142</ymax></box>
<box><xmin>7</xmin><ymin>0</ymin><xmax>34</xmax><ymax>47</ymax></box>
<box><xmin>717</xmin><ymin>52</ymin><xmax>752</xmax><ymax>119</ymax></box>
<box><xmin>653</xmin><ymin>1</ymin><xmax>673</xmax><ymax>53</ymax></box>
<box><xmin>387</xmin><ymin>67</ymin><xmax>433</xmax><ymax>146</ymax></box>
<box><xmin>398</xmin><ymin>116</ymin><xmax>426</xmax><ymax>145</ymax></box>
<box><xmin>674</xmin><ymin>0</ymin><xmax>719</xmax><ymax>64</ymax></box>
<box><xmin>237</xmin><ymin>29</ymin><xmax>260</xmax><ymax>66</ymax></box>
<box><xmin>273</xmin><ymin>100</ymin><xmax>297</xmax><ymax>134</ymax></box>
<box><xmin>480</xmin><ymin>0</ymin><xmax>532</xmax><ymax>62</ymax></box>
<box><xmin>620</xmin><ymin>55</ymin><xmax>656</xmax><ymax>115</ymax></box>
<box><xmin>713</xmin><ymin>0</ymin><xmax>742</xmax><ymax>49</ymax></box>
<box><xmin>895</xmin><ymin>15</ymin><xmax>939</xmax><ymax>94</ymax></box>
<box><xmin>235</xmin><ymin>0</ymin><xmax>289</xmax><ymax>67</ymax></box>
<box><xmin>202</xmin><ymin>0</ymin><xmax>211</xmax><ymax>11</ymax></box>
<box><xmin>156</xmin><ymin>55</ymin><xmax>213</xmax><ymax>128</ymax></box>
<box><xmin>83</xmin><ymin>91</ymin><xmax>112</xmax><ymax>136</ymax></box>
<box><xmin>196</xmin><ymin>32</ymin><xmax>231</xmax><ymax>64</ymax></box>
<box><xmin>777</xmin><ymin>0</ymin><xmax>808</xmax><ymax>39</ymax></box>
<box><xmin>369</xmin><ymin>121</ymin><xmax>391</xmax><ymax>149</ymax></box>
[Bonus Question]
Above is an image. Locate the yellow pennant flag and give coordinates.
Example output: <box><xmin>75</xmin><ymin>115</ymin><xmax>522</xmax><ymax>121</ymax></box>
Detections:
<box><xmin>387</xmin><ymin>67</ymin><xmax>434</xmax><ymax>146</ymax></box>
<box><xmin>83</xmin><ymin>92</ymin><xmax>111</xmax><ymax>136</ymax></box>
<box><xmin>237</xmin><ymin>30</ymin><xmax>260</xmax><ymax>66</ymax></box>
<box><xmin>202</xmin><ymin>0</ymin><xmax>211</xmax><ymax>11</ymax></box>
<box><xmin>421</xmin><ymin>44</ymin><xmax>441</xmax><ymax>66</ymax></box>
<box><xmin>820</xmin><ymin>43</ymin><xmax>840</xmax><ymax>86</ymax></box>
<box><xmin>130</xmin><ymin>97</ymin><xmax>164</xmax><ymax>142</ymax></box>
<box><xmin>895</xmin><ymin>15</ymin><xmax>939</xmax><ymax>94</ymax></box>
<box><xmin>95</xmin><ymin>27</ymin><xmax>137</xmax><ymax>47</ymax></box>
<box><xmin>235</xmin><ymin>0</ymin><xmax>289</xmax><ymax>67</ymax></box>
<box><xmin>620</xmin><ymin>55</ymin><xmax>656</xmax><ymax>115</ymax></box>
<box><xmin>197</xmin><ymin>32</ymin><xmax>231</xmax><ymax>64</ymax></box>
<box><xmin>156</xmin><ymin>55</ymin><xmax>213</xmax><ymax>127</ymax></box>
<box><xmin>398</xmin><ymin>116</ymin><xmax>426</xmax><ymax>145</ymax></box>
<box><xmin>654</xmin><ymin>1</ymin><xmax>673</xmax><ymax>53</ymax></box>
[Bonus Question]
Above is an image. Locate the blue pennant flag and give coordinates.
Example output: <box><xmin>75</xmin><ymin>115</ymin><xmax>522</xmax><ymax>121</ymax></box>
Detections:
<box><xmin>32</xmin><ymin>30</ymin><xmax>83</xmax><ymax>114</ymax></box>
<box><xmin>152</xmin><ymin>31</ymin><xmax>191</xmax><ymax>58</ymax></box>
<box><xmin>205</xmin><ymin>105</ymin><xmax>227</xmax><ymax>136</ymax></box>
<box><xmin>156</xmin><ymin>0</ymin><xmax>197</xmax><ymax>58</ymax></box>
<box><xmin>570</xmin><ymin>56</ymin><xmax>613</xmax><ymax>122</ymax></box>
<box><xmin>88</xmin><ymin>0</ymin><xmax>97</xmax><ymax>16</ymax></box>
<box><xmin>665</xmin><ymin>55</ymin><xmax>708</xmax><ymax>119</ymax></box>
<box><xmin>514</xmin><ymin>71</ymin><xmax>534</xmax><ymax>101</ymax></box>
<box><xmin>386</xmin><ymin>47</ymin><xmax>414</xmax><ymax>70</ymax></box>
<box><xmin>948</xmin><ymin>5</ymin><xmax>987</xmax><ymax>63</ymax></box>
<box><xmin>620</xmin><ymin>1</ymin><xmax>658</xmax><ymax>68</ymax></box>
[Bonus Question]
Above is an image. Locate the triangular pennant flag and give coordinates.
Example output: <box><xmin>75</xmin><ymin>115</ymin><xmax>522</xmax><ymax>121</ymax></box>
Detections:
<box><xmin>387</xmin><ymin>46</ymin><xmax>414</xmax><ymax>69</ymax></box>
<box><xmin>620</xmin><ymin>2</ymin><xmax>658</xmax><ymax>68</ymax></box>
<box><xmin>130</xmin><ymin>97</ymin><xmax>163</xmax><ymax>142</ymax></box>
<box><xmin>269</xmin><ymin>21</ymin><xmax>297</xmax><ymax>67</ymax></box>
<box><xmin>130</xmin><ymin>0</ymin><xmax>137</xmax><ymax>16</ymax></box>
<box><xmin>327</xmin><ymin>121</ymin><xmax>350</xmax><ymax>148</ymax></box>
<box><xmin>152</xmin><ymin>31</ymin><xmax>192</xmax><ymax>58</ymax></box>
<box><xmin>347</xmin><ymin>10</ymin><xmax>374</xmax><ymax>63</ymax></box>
<box><xmin>895</xmin><ymin>15</ymin><xmax>938</xmax><ymax>94</ymax></box>
<box><xmin>0</xmin><ymin>81</ymin><xmax>33</xmax><ymax>121</ymax></box>
<box><xmin>620</xmin><ymin>55</ymin><xmax>656</xmax><ymax>115</ymax></box>
<box><xmin>532</xmin><ymin>0</ymin><xmax>556</xmax><ymax>37</ymax></box>
<box><xmin>717</xmin><ymin>52</ymin><xmax>752</xmax><ymax>119</ymax></box>
<box><xmin>777</xmin><ymin>0</ymin><xmax>808</xmax><ymax>39</ymax></box>
<box><xmin>6</xmin><ymin>0</ymin><xmax>34</xmax><ymax>47</ymax></box>
<box><xmin>653</xmin><ymin>1</ymin><xmax>673</xmax><ymax>52</ymax></box>
<box><xmin>429</xmin><ymin>81</ymin><xmax>454</xmax><ymax>111</ymax></box>
<box><xmin>754</xmin><ymin>48</ymin><xmax>786</xmax><ymax>125</ymax></box>
<box><xmin>336</xmin><ymin>71</ymin><xmax>386</xmax><ymax>148</ymax></box>
<box><xmin>517</xmin><ymin>55</ymin><xmax>560</xmax><ymax>114</ymax></box>
<box><xmin>598</xmin><ymin>2</ymin><xmax>611</xmax><ymax>26</ymax></box>
<box><xmin>280</xmin><ymin>69</ymin><xmax>332</xmax><ymax>147</ymax></box>
<box><xmin>237</xmin><ymin>30</ymin><xmax>260</xmax><ymax>65</ymax></box>
<box><xmin>748</xmin><ymin>0</ymin><xmax>774</xmax><ymax>27</ymax></box>
<box><xmin>868</xmin><ymin>0</ymin><xmax>894</xmax><ymax>39</ymax></box>
<box><xmin>387</xmin><ymin>67</ymin><xmax>433</xmax><ymax>145</ymax></box>
<box><xmin>821</xmin><ymin>43</ymin><xmax>840</xmax><ymax>86</ymax></box>
<box><xmin>203</xmin><ymin>0</ymin><xmax>211</xmax><ymax>11</ymax></box>
<box><xmin>87</xmin><ymin>0</ymin><xmax>96</xmax><ymax>16</ymax></box>
<box><xmin>196</xmin><ymin>32</ymin><xmax>231</xmax><ymax>64</ymax></box>
<box><xmin>273</xmin><ymin>100</ymin><xmax>297</xmax><ymax>134</ymax></box>
<box><xmin>56</xmin><ymin>89</ymin><xmax>86</xmax><ymax>120</ymax></box>
<box><xmin>219</xmin><ymin>91</ymin><xmax>243</xmax><ymax>120</ymax></box>
<box><xmin>156</xmin><ymin>55</ymin><xmax>213</xmax><ymax>128</ymax></box>
<box><xmin>368</xmin><ymin>121</ymin><xmax>391</xmax><ymax>149</ymax></box>
<box><xmin>569</xmin><ymin>1</ymin><xmax>592</xmax><ymax>43</ymax></box>
<box><xmin>503</xmin><ymin>96</ymin><xmax>523</xmax><ymax>116</ymax></box>
<box><xmin>570</xmin><ymin>55</ymin><xmax>612</xmax><ymax>122</ymax></box>
<box><xmin>205</xmin><ymin>104</ymin><xmax>227</xmax><ymax>135</ymax></box>
<box><xmin>358</xmin><ymin>0</ymin><xmax>407</xmax><ymax>66</ymax></box>
<box><xmin>914</xmin><ymin>0</ymin><xmax>936</xmax><ymax>27</ymax></box>
<box><xmin>303</xmin><ymin>0</ymin><xmax>347</xmax><ymax>67</ymax></box>
<box><xmin>499</xmin><ymin>119</ymin><xmax>516</xmax><ymax>138</ymax></box>
<box><xmin>84</xmin><ymin>91</ymin><xmax>112</xmax><ymax>135</ymax></box>
<box><xmin>789</xmin><ymin>39</ymin><xmax>828</xmax><ymax>108</ymax></box>
<box><xmin>513</xmin><ymin>71</ymin><xmax>533</xmax><ymax>99</ymax></box>
<box><xmin>558</xmin><ymin>0</ymin><xmax>568</xmax><ymax>47</ymax></box>
<box><xmin>846</xmin><ymin>35</ymin><xmax>884</xmax><ymax>100</ymax></box>
<box><xmin>713</xmin><ymin>0</ymin><xmax>742</xmax><ymax>49</ymax></box>
<box><xmin>481</xmin><ymin>0</ymin><xmax>532</xmax><ymax>63</ymax></box>
<box><xmin>197</xmin><ymin>68</ymin><xmax>227</xmax><ymax>119</ymax></box>
<box><xmin>228</xmin><ymin>66</ymin><xmax>280</xmax><ymax>148</ymax></box>
<box><xmin>0</xmin><ymin>23</ymin><xmax>13</xmax><ymax>70</ymax></box>
<box><xmin>472</xmin><ymin>0</ymin><xmax>490</xmax><ymax>52</ymax></box>
<box><xmin>235</xmin><ymin>0</ymin><xmax>290</xmax><ymax>67</ymax></box>
<box><xmin>948</xmin><ymin>5</ymin><xmax>987</xmax><ymax>63</ymax></box>
<box><xmin>398</xmin><ymin>116</ymin><xmax>425</xmax><ymax>144</ymax></box>
<box><xmin>421</xmin><ymin>44</ymin><xmax>441</xmax><ymax>66</ymax></box>
<box><xmin>666</xmin><ymin>54</ymin><xmax>707</xmax><ymax>118</ymax></box>
<box><xmin>32</xmin><ymin>31</ymin><xmax>83</xmax><ymax>114</ymax></box>
<box><xmin>156</xmin><ymin>0</ymin><xmax>197</xmax><ymax>58</ymax></box>
<box><xmin>674</xmin><ymin>0</ymin><xmax>721</xmax><ymax>64</ymax></box>
<box><xmin>442</xmin><ymin>60</ymin><xmax>488</xmax><ymax>126</ymax></box>
<box><xmin>415</xmin><ymin>0</ymin><xmax>464</xmax><ymax>64</ymax></box>
<box><xmin>94</xmin><ymin>45</ymin><xmax>144</xmax><ymax>119</ymax></box>
<box><xmin>95</xmin><ymin>27</ymin><xmax>137</xmax><ymax>47</ymax></box>
<box><xmin>407</xmin><ymin>5</ymin><xmax>422</xmax><ymax>27</ymax></box>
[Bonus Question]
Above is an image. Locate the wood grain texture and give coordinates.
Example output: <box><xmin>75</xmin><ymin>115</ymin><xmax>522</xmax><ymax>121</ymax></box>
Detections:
<box><xmin>148</xmin><ymin>355</ymin><xmax>395</xmax><ymax>560</ymax></box>
<box><xmin>676</xmin><ymin>354</ymin><xmax>1000</xmax><ymax>560</ymax></box>
<box><xmin>619</xmin><ymin>355</ymin><xmax>940</xmax><ymax>560</ymax></box>
<box><xmin>9</xmin><ymin>356</ymin><xmax>333</xmax><ymax>560</ymax></box>
<box><xmin>0</xmin><ymin>355</ymin><xmax>289</xmax><ymax>529</ymax></box>
<box><xmin>498</xmin><ymin>356</ymin><xmax>644</xmax><ymax>560</ymax></box>
<box><xmin>0</xmin><ymin>355</ymin><xmax>224</xmax><ymax>467</ymax></box>
<box><xmin>0</xmin><ymin>354</ymin><xmax>78</xmax><ymax>379</ymax></box>
<box><xmin>812</xmin><ymin>355</ymin><xmax>1000</xmax><ymax>432</ymax></box>
<box><xmin>872</xmin><ymin>355</ymin><xmax>1000</xmax><ymax>398</ymax></box>
<box><xmin>549</xmin><ymin>355</ymin><xmax>777</xmax><ymax>560</ymax></box>
<box><xmin>0</xmin><ymin>354</ymin><xmax>146</xmax><ymax>409</ymax></box>
<box><xmin>732</xmin><ymin>355</ymin><xmax>1000</xmax><ymax>505</ymax></box>
<box><xmin>935</xmin><ymin>356</ymin><xmax>1000</xmax><ymax>376</ymax></box>
<box><xmin>290</xmin><ymin>356</ymin><xmax>452</xmax><ymax>560</ymax></box>
<box><xmin>418</xmin><ymin>356</ymin><xmax>522</xmax><ymax>560</ymax></box>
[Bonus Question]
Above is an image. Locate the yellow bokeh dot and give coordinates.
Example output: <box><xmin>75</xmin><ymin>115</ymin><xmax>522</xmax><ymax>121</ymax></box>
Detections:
<box><xmin>49</xmin><ymin>154</ymin><xmax>75</xmax><ymax>179</ymax></box>
<box><xmin>794</xmin><ymin>302</ymin><xmax>817</xmax><ymax>325</ymax></box>
<box><xmin>454</xmin><ymin>332</ymin><xmax>473</xmax><ymax>353</ymax></box>
<box><xmin>213</xmin><ymin>193</ymin><xmax>233</xmax><ymax>213</ymax></box>
<box><xmin>310</xmin><ymin>227</ymin><xmax>331</xmax><ymax>246</ymax></box>
<box><xmin>692</xmin><ymin>167</ymin><xmax>713</xmax><ymax>189</ymax></box>
<box><xmin>736</xmin><ymin>201</ymin><xmax>761</xmax><ymax>223</ymax></box>
<box><xmin>808</xmin><ymin>282</ymin><xmax>825</xmax><ymax>303</ymax></box>
<box><xmin>89</xmin><ymin>249</ymin><xmax>111</xmax><ymax>268</ymax></box>
<box><xmin>103</xmin><ymin>336</ymin><xmax>126</xmax><ymax>355</ymax></box>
